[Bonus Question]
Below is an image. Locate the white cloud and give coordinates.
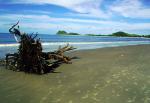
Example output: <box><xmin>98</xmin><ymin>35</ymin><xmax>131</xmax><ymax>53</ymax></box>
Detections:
<box><xmin>0</xmin><ymin>14</ymin><xmax>128</xmax><ymax>26</ymax></box>
<box><xmin>11</xmin><ymin>0</ymin><xmax>98</xmax><ymax>8</ymax></box>
<box><xmin>3</xmin><ymin>0</ymin><xmax>150</xmax><ymax>19</ymax></box>
<box><xmin>110</xmin><ymin>0</ymin><xmax>150</xmax><ymax>18</ymax></box>
<box><xmin>9</xmin><ymin>0</ymin><xmax>110</xmax><ymax>18</ymax></box>
<box><xmin>0</xmin><ymin>14</ymin><xmax>150</xmax><ymax>34</ymax></box>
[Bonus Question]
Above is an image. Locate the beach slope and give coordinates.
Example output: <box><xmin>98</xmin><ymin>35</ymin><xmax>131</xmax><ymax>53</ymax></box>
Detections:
<box><xmin>0</xmin><ymin>45</ymin><xmax>150</xmax><ymax>103</ymax></box>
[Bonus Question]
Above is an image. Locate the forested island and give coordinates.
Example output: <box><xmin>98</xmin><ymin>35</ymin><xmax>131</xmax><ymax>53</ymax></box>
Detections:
<box><xmin>110</xmin><ymin>31</ymin><xmax>150</xmax><ymax>38</ymax></box>
<box><xmin>57</xmin><ymin>30</ymin><xmax>150</xmax><ymax>38</ymax></box>
<box><xmin>57</xmin><ymin>30</ymin><xmax>80</xmax><ymax>35</ymax></box>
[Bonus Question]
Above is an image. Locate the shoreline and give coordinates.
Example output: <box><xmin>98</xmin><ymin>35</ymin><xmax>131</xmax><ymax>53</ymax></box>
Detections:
<box><xmin>0</xmin><ymin>41</ymin><xmax>150</xmax><ymax>46</ymax></box>
<box><xmin>0</xmin><ymin>43</ymin><xmax>150</xmax><ymax>59</ymax></box>
<box><xmin>0</xmin><ymin>44</ymin><xmax>150</xmax><ymax>59</ymax></box>
<box><xmin>72</xmin><ymin>43</ymin><xmax>150</xmax><ymax>52</ymax></box>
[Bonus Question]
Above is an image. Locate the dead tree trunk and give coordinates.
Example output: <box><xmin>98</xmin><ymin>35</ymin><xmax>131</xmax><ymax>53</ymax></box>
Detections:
<box><xmin>6</xmin><ymin>22</ymin><xmax>76</xmax><ymax>74</ymax></box>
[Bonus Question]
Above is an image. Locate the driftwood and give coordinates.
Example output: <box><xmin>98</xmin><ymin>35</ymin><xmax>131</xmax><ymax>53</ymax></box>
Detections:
<box><xmin>42</xmin><ymin>44</ymin><xmax>76</xmax><ymax>63</ymax></box>
<box><xmin>6</xmin><ymin>21</ymin><xmax>76</xmax><ymax>74</ymax></box>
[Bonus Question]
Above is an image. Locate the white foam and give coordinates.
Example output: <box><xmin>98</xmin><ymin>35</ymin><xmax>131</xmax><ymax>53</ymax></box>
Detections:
<box><xmin>42</xmin><ymin>42</ymin><xmax>112</xmax><ymax>46</ymax></box>
<box><xmin>0</xmin><ymin>43</ymin><xmax>19</xmax><ymax>47</ymax></box>
<box><xmin>42</xmin><ymin>41</ymin><xmax>150</xmax><ymax>46</ymax></box>
<box><xmin>0</xmin><ymin>41</ymin><xmax>149</xmax><ymax>47</ymax></box>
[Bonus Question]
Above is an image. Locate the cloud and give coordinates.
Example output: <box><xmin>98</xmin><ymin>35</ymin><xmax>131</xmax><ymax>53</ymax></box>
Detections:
<box><xmin>2</xmin><ymin>0</ymin><xmax>150</xmax><ymax>19</ymax></box>
<box><xmin>10</xmin><ymin>0</ymin><xmax>98</xmax><ymax>8</ymax></box>
<box><xmin>0</xmin><ymin>14</ymin><xmax>150</xmax><ymax>34</ymax></box>
<box><xmin>7</xmin><ymin>0</ymin><xmax>110</xmax><ymax>18</ymax></box>
<box><xmin>110</xmin><ymin>0</ymin><xmax>150</xmax><ymax>18</ymax></box>
<box><xmin>1</xmin><ymin>0</ymin><xmax>150</xmax><ymax>34</ymax></box>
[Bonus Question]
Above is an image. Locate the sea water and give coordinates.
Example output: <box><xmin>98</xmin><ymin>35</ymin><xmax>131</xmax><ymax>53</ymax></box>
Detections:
<box><xmin>0</xmin><ymin>33</ymin><xmax>150</xmax><ymax>58</ymax></box>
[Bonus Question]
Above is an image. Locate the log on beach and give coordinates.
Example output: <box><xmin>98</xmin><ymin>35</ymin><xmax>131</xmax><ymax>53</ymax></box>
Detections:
<box><xmin>6</xmin><ymin>22</ymin><xmax>76</xmax><ymax>74</ymax></box>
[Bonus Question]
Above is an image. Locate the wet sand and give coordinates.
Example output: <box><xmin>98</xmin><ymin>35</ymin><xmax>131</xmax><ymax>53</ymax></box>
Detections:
<box><xmin>0</xmin><ymin>44</ymin><xmax>150</xmax><ymax>103</ymax></box>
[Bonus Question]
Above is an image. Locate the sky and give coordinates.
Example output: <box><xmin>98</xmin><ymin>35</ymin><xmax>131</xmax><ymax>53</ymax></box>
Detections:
<box><xmin>0</xmin><ymin>0</ymin><xmax>150</xmax><ymax>35</ymax></box>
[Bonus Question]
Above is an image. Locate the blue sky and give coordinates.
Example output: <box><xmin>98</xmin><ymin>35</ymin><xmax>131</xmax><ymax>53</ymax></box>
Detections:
<box><xmin>0</xmin><ymin>0</ymin><xmax>150</xmax><ymax>35</ymax></box>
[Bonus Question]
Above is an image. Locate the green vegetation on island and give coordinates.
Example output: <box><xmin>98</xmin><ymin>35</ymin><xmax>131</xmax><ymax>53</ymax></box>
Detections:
<box><xmin>86</xmin><ymin>31</ymin><xmax>149</xmax><ymax>37</ymax></box>
<box><xmin>68</xmin><ymin>32</ymin><xmax>80</xmax><ymax>35</ymax></box>
<box><xmin>56</xmin><ymin>30</ymin><xmax>150</xmax><ymax>38</ymax></box>
<box><xmin>57</xmin><ymin>30</ymin><xmax>80</xmax><ymax>35</ymax></box>
<box><xmin>85</xmin><ymin>34</ymin><xmax>106</xmax><ymax>36</ymax></box>
<box><xmin>110</xmin><ymin>31</ymin><xmax>150</xmax><ymax>38</ymax></box>
<box><xmin>56</xmin><ymin>30</ymin><xmax>67</xmax><ymax>35</ymax></box>
<box><xmin>111</xmin><ymin>31</ymin><xmax>141</xmax><ymax>37</ymax></box>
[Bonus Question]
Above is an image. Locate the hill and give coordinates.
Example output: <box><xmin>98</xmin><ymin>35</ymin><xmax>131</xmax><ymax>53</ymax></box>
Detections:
<box><xmin>56</xmin><ymin>30</ymin><xmax>80</xmax><ymax>35</ymax></box>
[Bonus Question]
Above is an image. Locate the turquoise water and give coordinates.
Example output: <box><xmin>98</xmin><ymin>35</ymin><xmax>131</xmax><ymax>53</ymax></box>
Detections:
<box><xmin>0</xmin><ymin>33</ymin><xmax>150</xmax><ymax>58</ymax></box>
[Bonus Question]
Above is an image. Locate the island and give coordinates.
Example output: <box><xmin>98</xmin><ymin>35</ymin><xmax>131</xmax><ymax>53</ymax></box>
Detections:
<box><xmin>57</xmin><ymin>30</ymin><xmax>80</xmax><ymax>35</ymax></box>
<box><xmin>111</xmin><ymin>31</ymin><xmax>142</xmax><ymax>37</ymax></box>
<box><xmin>86</xmin><ymin>31</ymin><xmax>150</xmax><ymax>38</ymax></box>
<box><xmin>56</xmin><ymin>30</ymin><xmax>150</xmax><ymax>38</ymax></box>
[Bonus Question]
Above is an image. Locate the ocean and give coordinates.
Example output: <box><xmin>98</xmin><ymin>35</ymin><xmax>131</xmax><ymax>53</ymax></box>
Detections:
<box><xmin>0</xmin><ymin>33</ymin><xmax>150</xmax><ymax>58</ymax></box>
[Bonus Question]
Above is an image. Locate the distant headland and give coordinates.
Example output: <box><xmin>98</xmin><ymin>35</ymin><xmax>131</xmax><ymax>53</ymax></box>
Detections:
<box><xmin>57</xmin><ymin>30</ymin><xmax>150</xmax><ymax>38</ymax></box>
<box><xmin>56</xmin><ymin>30</ymin><xmax>80</xmax><ymax>35</ymax></box>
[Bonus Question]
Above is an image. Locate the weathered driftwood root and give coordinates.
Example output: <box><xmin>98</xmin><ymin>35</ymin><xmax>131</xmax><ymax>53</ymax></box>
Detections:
<box><xmin>0</xmin><ymin>59</ymin><xmax>5</xmax><ymax>66</ymax></box>
<box><xmin>6</xmin><ymin>21</ymin><xmax>76</xmax><ymax>74</ymax></box>
<box><xmin>6</xmin><ymin>53</ymin><xmax>19</xmax><ymax>70</ymax></box>
<box><xmin>42</xmin><ymin>44</ymin><xmax>76</xmax><ymax>64</ymax></box>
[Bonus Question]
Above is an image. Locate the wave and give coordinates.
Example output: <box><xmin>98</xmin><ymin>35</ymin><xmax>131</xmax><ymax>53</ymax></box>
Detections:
<box><xmin>0</xmin><ymin>43</ymin><xmax>19</xmax><ymax>47</ymax></box>
<box><xmin>42</xmin><ymin>42</ymin><xmax>113</xmax><ymax>45</ymax></box>
<box><xmin>0</xmin><ymin>41</ymin><xmax>150</xmax><ymax>47</ymax></box>
<box><xmin>0</xmin><ymin>41</ymin><xmax>150</xmax><ymax>58</ymax></box>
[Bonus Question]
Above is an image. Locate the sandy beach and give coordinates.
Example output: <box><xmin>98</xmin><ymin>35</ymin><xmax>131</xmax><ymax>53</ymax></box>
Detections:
<box><xmin>0</xmin><ymin>44</ymin><xmax>150</xmax><ymax>103</ymax></box>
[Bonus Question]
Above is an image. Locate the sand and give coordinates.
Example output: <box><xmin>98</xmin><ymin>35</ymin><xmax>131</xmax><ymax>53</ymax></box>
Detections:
<box><xmin>0</xmin><ymin>44</ymin><xmax>150</xmax><ymax>103</ymax></box>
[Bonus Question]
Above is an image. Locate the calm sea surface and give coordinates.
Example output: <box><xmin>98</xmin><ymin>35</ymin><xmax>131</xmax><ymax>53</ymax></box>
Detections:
<box><xmin>0</xmin><ymin>33</ymin><xmax>150</xmax><ymax>58</ymax></box>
